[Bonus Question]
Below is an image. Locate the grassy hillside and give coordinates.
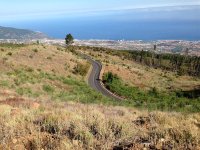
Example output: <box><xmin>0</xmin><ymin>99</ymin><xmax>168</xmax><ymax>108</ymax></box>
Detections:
<box><xmin>76</xmin><ymin>46</ymin><xmax>200</xmax><ymax>92</ymax></box>
<box><xmin>76</xmin><ymin>46</ymin><xmax>200</xmax><ymax>112</ymax></box>
<box><xmin>103</xmin><ymin>72</ymin><xmax>200</xmax><ymax>112</ymax></box>
<box><xmin>0</xmin><ymin>44</ymin><xmax>112</xmax><ymax>105</ymax></box>
<box><xmin>0</xmin><ymin>44</ymin><xmax>200</xmax><ymax>149</ymax></box>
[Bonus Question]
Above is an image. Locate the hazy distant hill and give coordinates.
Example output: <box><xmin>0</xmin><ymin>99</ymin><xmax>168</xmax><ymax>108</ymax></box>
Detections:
<box><xmin>0</xmin><ymin>26</ymin><xmax>49</xmax><ymax>39</ymax></box>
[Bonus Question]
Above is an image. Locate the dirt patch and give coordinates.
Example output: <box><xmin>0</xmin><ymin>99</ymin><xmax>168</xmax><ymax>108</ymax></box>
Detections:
<box><xmin>3</xmin><ymin>133</ymin><xmax>63</xmax><ymax>150</ymax></box>
<box><xmin>0</xmin><ymin>90</ymin><xmax>17</xmax><ymax>100</ymax></box>
<box><xmin>0</xmin><ymin>97</ymin><xmax>40</xmax><ymax>109</ymax></box>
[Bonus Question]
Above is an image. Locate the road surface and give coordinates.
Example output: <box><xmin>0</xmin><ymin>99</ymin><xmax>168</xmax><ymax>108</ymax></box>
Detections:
<box><xmin>82</xmin><ymin>54</ymin><xmax>123</xmax><ymax>101</ymax></box>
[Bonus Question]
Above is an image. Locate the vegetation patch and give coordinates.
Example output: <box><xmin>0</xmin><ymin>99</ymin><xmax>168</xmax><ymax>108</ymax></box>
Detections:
<box><xmin>42</xmin><ymin>84</ymin><xmax>55</xmax><ymax>94</ymax></box>
<box><xmin>0</xmin><ymin>43</ymin><xmax>26</xmax><ymax>48</ymax></box>
<box><xmin>0</xmin><ymin>80</ymin><xmax>10</xmax><ymax>87</ymax></box>
<box><xmin>73</xmin><ymin>62</ymin><xmax>90</xmax><ymax>76</ymax></box>
<box><xmin>103</xmin><ymin>72</ymin><xmax>200</xmax><ymax>113</ymax></box>
<box><xmin>2</xmin><ymin>67</ymin><xmax>116</xmax><ymax>105</ymax></box>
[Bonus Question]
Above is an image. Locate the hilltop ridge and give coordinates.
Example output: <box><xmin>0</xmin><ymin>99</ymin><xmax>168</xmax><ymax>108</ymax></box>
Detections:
<box><xmin>0</xmin><ymin>26</ymin><xmax>49</xmax><ymax>40</ymax></box>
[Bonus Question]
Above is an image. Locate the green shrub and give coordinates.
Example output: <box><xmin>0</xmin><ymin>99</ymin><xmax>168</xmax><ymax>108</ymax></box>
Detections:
<box><xmin>33</xmin><ymin>49</ymin><xmax>38</xmax><ymax>53</ymax></box>
<box><xmin>73</xmin><ymin>63</ymin><xmax>90</xmax><ymax>76</ymax></box>
<box><xmin>43</xmin><ymin>84</ymin><xmax>55</xmax><ymax>93</ymax></box>
<box><xmin>7</xmin><ymin>52</ymin><xmax>12</xmax><ymax>56</ymax></box>
<box><xmin>0</xmin><ymin>80</ymin><xmax>9</xmax><ymax>87</ymax></box>
<box><xmin>2</xmin><ymin>57</ymin><xmax>8</xmax><ymax>61</ymax></box>
<box><xmin>47</xmin><ymin>56</ymin><xmax>52</xmax><ymax>60</ymax></box>
<box><xmin>29</xmin><ymin>55</ymin><xmax>33</xmax><ymax>58</ymax></box>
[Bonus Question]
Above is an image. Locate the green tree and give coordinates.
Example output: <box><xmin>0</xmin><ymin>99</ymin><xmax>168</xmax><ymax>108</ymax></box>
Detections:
<box><xmin>65</xmin><ymin>34</ymin><xmax>74</xmax><ymax>45</ymax></box>
<box><xmin>36</xmin><ymin>40</ymin><xmax>40</xmax><ymax>45</ymax></box>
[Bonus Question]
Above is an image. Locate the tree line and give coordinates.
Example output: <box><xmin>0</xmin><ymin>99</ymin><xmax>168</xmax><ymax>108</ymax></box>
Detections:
<box><xmin>89</xmin><ymin>46</ymin><xmax>200</xmax><ymax>77</ymax></box>
<box><xmin>129</xmin><ymin>50</ymin><xmax>200</xmax><ymax>76</ymax></box>
<box><xmin>62</xmin><ymin>37</ymin><xmax>200</xmax><ymax>77</ymax></box>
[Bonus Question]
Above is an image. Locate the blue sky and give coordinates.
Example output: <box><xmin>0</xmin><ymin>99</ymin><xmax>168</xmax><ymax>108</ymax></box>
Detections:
<box><xmin>0</xmin><ymin>0</ymin><xmax>200</xmax><ymax>40</ymax></box>
<box><xmin>0</xmin><ymin>0</ymin><xmax>200</xmax><ymax>20</ymax></box>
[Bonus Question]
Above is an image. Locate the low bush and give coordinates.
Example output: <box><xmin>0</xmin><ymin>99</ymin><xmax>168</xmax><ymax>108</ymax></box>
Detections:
<box><xmin>43</xmin><ymin>84</ymin><xmax>55</xmax><ymax>94</ymax></box>
<box><xmin>7</xmin><ymin>52</ymin><xmax>12</xmax><ymax>56</ymax></box>
<box><xmin>73</xmin><ymin>63</ymin><xmax>90</xmax><ymax>76</ymax></box>
<box><xmin>32</xmin><ymin>48</ymin><xmax>38</xmax><ymax>53</ymax></box>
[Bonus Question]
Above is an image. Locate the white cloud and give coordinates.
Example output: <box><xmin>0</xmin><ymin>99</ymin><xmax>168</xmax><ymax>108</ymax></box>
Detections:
<box><xmin>0</xmin><ymin>0</ymin><xmax>200</xmax><ymax>20</ymax></box>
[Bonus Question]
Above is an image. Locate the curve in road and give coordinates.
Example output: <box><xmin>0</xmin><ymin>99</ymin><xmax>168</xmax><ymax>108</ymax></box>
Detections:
<box><xmin>83</xmin><ymin>54</ymin><xmax>124</xmax><ymax>101</ymax></box>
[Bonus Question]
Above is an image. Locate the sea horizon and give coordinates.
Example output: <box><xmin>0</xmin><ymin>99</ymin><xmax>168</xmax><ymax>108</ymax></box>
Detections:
<box><xmin>1</xmin><ymin>5</ymin><xmax>200</xmax><ymax>41</ymax></box>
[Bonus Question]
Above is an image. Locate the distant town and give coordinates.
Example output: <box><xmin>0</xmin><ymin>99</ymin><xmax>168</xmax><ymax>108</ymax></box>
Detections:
<box><xmin>1</xmin><ymin>39</ymin><xmax>200</xmax><ymax>56</ymax></box>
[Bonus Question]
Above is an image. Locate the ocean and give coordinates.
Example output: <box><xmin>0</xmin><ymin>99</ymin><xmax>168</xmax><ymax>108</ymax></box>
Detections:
<box><xmin>1</xmin><ymin>6</ymin><xmax>200</xmax><ymax>40</ymax></box>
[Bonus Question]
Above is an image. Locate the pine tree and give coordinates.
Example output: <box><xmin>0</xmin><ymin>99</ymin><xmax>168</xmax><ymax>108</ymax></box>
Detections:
<box><xmin>65</xmin><ymin>34</ymin><xmax>74</xmax><ymax>45</ymax></box>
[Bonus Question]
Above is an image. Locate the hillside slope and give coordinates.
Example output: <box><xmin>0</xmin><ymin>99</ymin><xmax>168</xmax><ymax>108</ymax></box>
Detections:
<box><xmin>0</xmin><ymin>26</ymin><xmax>49</xmax><ymax>39</ymax></box>
<box><xmin>0</xmin><ymin>44</ymin><xmax>199</xmax><ymax>149</ymax></box>
<box><xmin>0</xmin><ymin>98</ymin><xmax>199</xmax><ymax>149</ymax></box>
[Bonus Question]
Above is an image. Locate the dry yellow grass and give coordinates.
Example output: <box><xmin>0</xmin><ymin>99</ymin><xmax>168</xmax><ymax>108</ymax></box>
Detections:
<box><xmin>0</xmin><ymin>44</ymin><xmax>90</xmax><ymax>101</ymax></box>
<box><xmin>0</xmin><ymin>44</ymin><xmax>87</xmax><ymax>78</ymax></box>
<box><xmin>0</xmin><ymin>96</ymin><xmax>199</xmax><ymax>149</ymax></box>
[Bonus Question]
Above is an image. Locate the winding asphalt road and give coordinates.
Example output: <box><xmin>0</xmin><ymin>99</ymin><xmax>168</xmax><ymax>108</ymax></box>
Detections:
<box><xmin>82</xmin><ymin>54</ymin><xmax>123</xmax><ymax>101</ymax></box>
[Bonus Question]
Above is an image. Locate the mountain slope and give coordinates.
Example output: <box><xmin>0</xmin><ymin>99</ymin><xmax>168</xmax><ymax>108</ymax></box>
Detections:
<box><xmin>0</xmin><ymin>26</ymin><xmax>49</xmax><ymax>39</ymax></box>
